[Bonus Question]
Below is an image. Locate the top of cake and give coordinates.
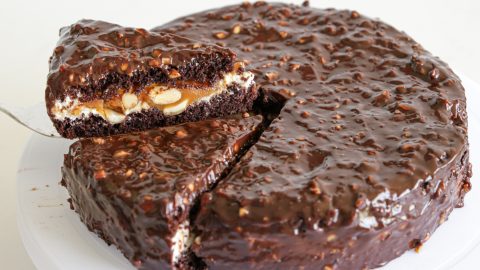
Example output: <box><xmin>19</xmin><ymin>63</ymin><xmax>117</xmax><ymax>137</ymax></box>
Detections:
<box><xmin>46</xmin><ymin>19</ymin><xmax>237</xmax><ymax>103</ymax></box>
<box><xmin>155</xmin><ymin>1</ymin><xmax>470</xmax><ymax>268</ymax></box>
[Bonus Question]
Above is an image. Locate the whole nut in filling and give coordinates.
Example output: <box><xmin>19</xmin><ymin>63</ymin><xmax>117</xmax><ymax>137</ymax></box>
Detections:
<box><xmin>150</xmin><ymin>87</ymin><xmax>182</xmax><ymax>105</ymax></box>
<box><xmin>163</xmin><ymin>99</ymin><xmax>189</xmax><ymax>116</ymax></box>
<box><xmin>104</xmin><ymin>108</ymin><xmax>126</xmax><ymax>124</ymax></box>
<box><xmin>122</xmin><ymin>93</ymin><xmax>138</xmax><ymax>109</ymax></box>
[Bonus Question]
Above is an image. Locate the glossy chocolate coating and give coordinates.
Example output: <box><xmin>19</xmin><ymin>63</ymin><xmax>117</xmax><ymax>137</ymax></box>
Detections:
<box><xmin>153</xmin><ymin>2</ymin><xmax>471</xmax><ymax>269</ymax></box>
<box><xmin>62</xmin><ymin>115</ymin><xmax>263</xmax><ymax>269</ymax></box>
<box><xmin>46</xmin><ymin>19</ymin><xmax>236</xmax><ymax>105</ymax></box>
<box><xmin>45</xmin><ymin>19</ymin><xmax>261</xmax><ymax>139</ymax></box>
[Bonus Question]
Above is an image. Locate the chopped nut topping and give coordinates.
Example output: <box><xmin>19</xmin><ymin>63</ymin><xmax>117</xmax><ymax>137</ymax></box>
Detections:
<box><xmin>301</xmin><ymin>111</ymin><xmax>311</xmax><ymax>118</ymax></box>
<box><xmin>351</xmin><ymin>11</ymin><xmax>360</xmax><ymax>19</ymax></box>
<box><xmin>265</xmin><ymin>72</ymin><xmax>279</xmax><ymax>81</ymax></box>
<box><xmin>210</xmin><ymin>120</ymin><xmax>220</xmax><ymax>128</ymax></box>
<box><xmin>168</xmin><ymin>69</ymin><xmax>181</xmax><ymax>79</ymax></box>
<box><xmin>239</xmin><ymin>207</ymin><xmax>250</xmax><ymax>217</ymax></box>
<box><xmin>355</xmin><ymin>198</ymin><xmax>365</xmax><ymax>208</ymax></box>
<box><xmin>113</xmin><ymin>150</ymin><xmax>130</xmax><ymax>158</ymax></box>
<box><xmin>92</xmin><ymin>138</ymin><xmax>106</xmax><ymax>145</ymax></box>
<box><xmin>232</xmin><ymin>24</ymin><xmax>242</xmax><ymax>34</ymax></box>
<box><xmin>233</xmin><ymin>61</ymin><xmax>246</xmax><ymax>71</ymax></box>
<box><xmin>213</xmin><ymin>31</ymin><xmax>229</xmax><ymax>39</ymax></box>
<box><xmin>148</xmin><ymin>59</ymin><xmax>160</xmax><ymax>67</ymax></box>
<box><xmin>94</xmin><ymin>170</ymin><xmax>107</xmax><ymax>180</ymax></box>
<box><xmin>309</xmin><ymin>181</ymin><xmax>322</xmax><ymax>195</ymax></box>
<box><xmin>125</xmin><ymin>169</ymin><xmax>134</xmax><ymax>177</ymax></box>
<box><xmin>233</xmin><ymin>143</ymin><xmax>240</xmax><ymax>153</ymax></box>
<box><xmin>175</xmin><ymin>130</ymin><xmax>188</xmax><ymax>139</ymax></box>
<box><xmin>161</xmin><ymin>57</ymin><xmax>172</xmax><ymax>65</ymax></box>
<box><xmin>415</xmin><ymin>243</ymin><xmax>423</xmax><ymax>253</ymax></box>
<box><xmin>120</xmin><ymin>63</ymin><xmax>129</xmax><ymax>72</ymax></box>
<box><xmin>326</xmin><ymin>234</ymin><xmax>336</xmax><ymax>242</ymax></box>
<box><xmin>279</xmin><ymin>31</ymin><xmax>289</xmax><ymax>39</ymax></box>
<box><xmin>119</xmin><ymin>189</ymin><xmax>132</xmax><ymax>199</ymax></box>
<box><xmin>397</xmin><ymin>103</ymin><xmax>414</xmax><ymax>111</ymax></box>
<box><xmin>194</xmin><ymin>236</ymin><xmax>202</xmax><ymax>245</ymax></box>
<box><xmin>151</xmin><ymin>49</ymin><xmax>161</xmax><ymax>58</ymax></box>
<box><xmin>289</xmin><ymin>63</ymin><xmax>300</xmax><ymax>71</ymax></box>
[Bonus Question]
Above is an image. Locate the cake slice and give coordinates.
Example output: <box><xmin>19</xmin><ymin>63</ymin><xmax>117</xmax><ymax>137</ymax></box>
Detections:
<box><xmin>46</xmin><ymin>20</ymin><xmax>257</xmax><ymax>138</ymax></box>
<box><xmin>61</xmin><ymin>115</ymin><xmax>263</xmax><ymax>269</ymax></box>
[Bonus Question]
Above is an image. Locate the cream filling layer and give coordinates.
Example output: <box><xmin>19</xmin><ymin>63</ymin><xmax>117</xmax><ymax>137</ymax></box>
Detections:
<box><xmin>51</xmin><ymin>71</ymin><xmax>254</xmax><ymax>124</ymax></box>
<box><xmin>171</xmin><ymin>221</ymin><xmax>193</xmax><ymax>266</ymax></box>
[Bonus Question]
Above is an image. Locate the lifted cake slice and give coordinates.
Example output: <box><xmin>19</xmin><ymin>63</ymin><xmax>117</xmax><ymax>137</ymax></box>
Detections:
<box><xmin>61</xmin><ymin>115</ymin><xmax>263</xmax><ymax>269</ymax></box>
<box><xmin>46</xmin><ymin>20</ymin><xmax>257</xmax><ymax>138</ymax></box>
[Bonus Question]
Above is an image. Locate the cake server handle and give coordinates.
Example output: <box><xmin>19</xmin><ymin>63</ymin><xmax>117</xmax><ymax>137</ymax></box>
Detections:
<box><xmin>0</xmin><ymin>101</ymin><xmax>61</xmax><ymax>138</ymax></box>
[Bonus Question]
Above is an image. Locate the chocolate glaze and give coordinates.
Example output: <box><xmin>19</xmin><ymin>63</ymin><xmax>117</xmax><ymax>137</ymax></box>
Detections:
<box><xmin>61</xmin><ymin>1</ymin><xmax>471</xmax><ymax>269</ymax></box>
<box><xmin>46</xmin><ymin>19</ymin><xmax>236</xmax><ymax>104</ymax></box>
<box><xmin>152</xmin><ymin>2</ymin><xmax>471</xmax><ymax>269</ymax></box>
<box><xmin>62</xmin><ymin>115</ymin><xmax>263</xmax><ymax>269</ymax></box>
<box><xmin>45</xmin><ymin>19</ymin><xmax>260</xmax><ymax>139</ymax></box>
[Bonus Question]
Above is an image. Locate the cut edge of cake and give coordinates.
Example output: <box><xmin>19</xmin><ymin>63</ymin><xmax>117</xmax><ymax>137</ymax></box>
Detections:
<box><xmin>45</xmin><ymin>19</ymin><xmax>258</xmax><ymax>138</ymax></box>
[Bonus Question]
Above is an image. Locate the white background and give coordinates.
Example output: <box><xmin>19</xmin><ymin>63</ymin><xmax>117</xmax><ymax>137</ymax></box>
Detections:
<box><xmin>0</xmin><ymin>0</ymin><xmax>478</xmax><ymax>269</ymax></box>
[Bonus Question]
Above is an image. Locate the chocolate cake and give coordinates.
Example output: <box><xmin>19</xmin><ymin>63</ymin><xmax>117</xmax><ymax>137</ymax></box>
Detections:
<box><xmin>62</xmin><ymin>115</ymin><xmax>264</xmax><ymax>269</ymax></box>
<box><xmin>46</xmin><ymin>20</ymin><xmax>257</xmax><ymax>138</ymax></box>
<box><xmin>60</xmin><ymin>1</ymin><xmax>471</xmax><ymax>270</ymax></box>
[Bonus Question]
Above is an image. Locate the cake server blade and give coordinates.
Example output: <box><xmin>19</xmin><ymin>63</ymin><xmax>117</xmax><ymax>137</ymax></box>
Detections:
<box><xmin>0</xmin><ymin>101</ymin><xmax>61</xmax><ymax>138</ymax></box>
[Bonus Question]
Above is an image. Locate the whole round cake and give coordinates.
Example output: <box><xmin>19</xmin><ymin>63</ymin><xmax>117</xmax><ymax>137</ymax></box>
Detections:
<box><xmin>57</xmin><ymin>1</ymin><xmax>472</xmax><ymax>269</ymax></box>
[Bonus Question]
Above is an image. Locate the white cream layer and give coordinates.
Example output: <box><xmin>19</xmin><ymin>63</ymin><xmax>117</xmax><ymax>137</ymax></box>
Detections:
<box><xmin>171</xmin><ymin>221</ymin><xmax>193</xmax><ymax>266</ymax></box>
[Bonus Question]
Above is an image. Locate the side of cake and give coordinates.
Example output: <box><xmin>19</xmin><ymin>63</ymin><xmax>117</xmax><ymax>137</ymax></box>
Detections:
<box><xmin>46</xmin><ymin>20</ymin><xmax>257</xmax><ymax>138</ymax></box>
<box><xmin>61</xmin><ymin>115</ymin><xmax>264</xmax><ymax>269</ymax></box>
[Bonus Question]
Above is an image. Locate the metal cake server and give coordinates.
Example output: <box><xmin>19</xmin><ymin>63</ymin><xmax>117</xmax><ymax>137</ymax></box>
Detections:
<box><xmin>0</xmin><ymin>101</ymin><xmax>61</xmax><ymax>138</ymax></box>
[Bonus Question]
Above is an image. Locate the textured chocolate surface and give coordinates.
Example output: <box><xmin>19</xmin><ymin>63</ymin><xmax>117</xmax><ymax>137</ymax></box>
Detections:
<box><xmin>62</xmin><ymin>115</ymin><xmax>264</xmax><ymax>269</ymax></box>
<box><xmin>46</xmin><ymin>19</ymin><xmax>236</xmax><ymax>104</ymax></box>
<box><xmin>45</xmin><ymin>19</ymin><xmax>259</xmax><ymax>139</ymax></box>
<box><xmin>61</xmin><ymin>1</ymin><xmax>471</xmax><ymax>270</ymax></box>
<box><xmin>154</xmin><ymin>1</ymin><xmax>471</xmax><ymax>269</ymax></box>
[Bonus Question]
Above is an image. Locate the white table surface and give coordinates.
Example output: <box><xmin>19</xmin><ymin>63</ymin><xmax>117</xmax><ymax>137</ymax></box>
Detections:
<box><xmin>0</xmin><ymin>0</ymin><xmax>478</xmax><ymax>269</ymax></box>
